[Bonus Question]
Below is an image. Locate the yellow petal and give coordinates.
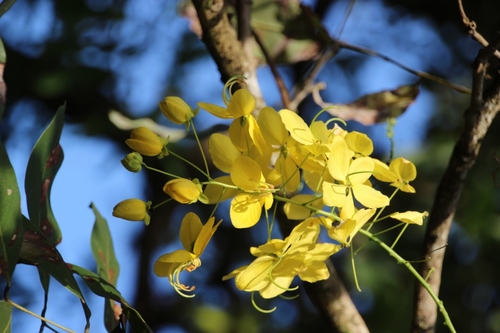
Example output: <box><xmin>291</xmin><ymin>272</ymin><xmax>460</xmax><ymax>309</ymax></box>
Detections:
<box><xmin>259</xmin><ymin>275</ymin><xmax>294</xmax><ymax>299</ymax></box>
<box><xmin>235</xmin><ymin>256</ymin><xmax>274</xmax><ymax>291</ymax></box>
<box><xmin>197</xmin><ymin>102</ymin><xmax>233</xmax><ymax>119</ymax></box>
<box><xmin>372</xmin><ymin>158</ymin><xmax>397</xmax><ymax>182</ymax></box>
<box><xmin>279</xmin><ymin>109</ymin><xmax>315</xmax><ymax>145</ymax></box>
<box><xmin>328</xmin><ymin>136</ymin><xmax>353</xmax><ymax>181</ymax></box>
<box><xmin>348</xmin><ymin>157</ymin><xmax>374</xmax><ymax>184</ymax></box>
<box><xmin>230</xmin><ymin>193</ymin><xmax>263</xmax><ymax>228</ymax></box>
<box><xmin>390</xmin><ymin>157</ymin><xmax>417</xmax><ymax>181</ymax></box>
<box><xmin>193</xmin><ymin>217</ymin><xmax>222</xmax><ymax>256</ymax></box>
<box><xmin>352</xmin><ymin>184</ymin><xmax>390</xmax><ymax>208</ymax></box>
<box><xmin>390</xmin><ymin>211</ymin><xmax>428</xmax><ymax>225</ymax></box>
<box><xmin>345</xmin><ymin>131</ymin><xmax>374</xmax><ymax>156</ymax></box>
<box><xmin>284</xmin><ymin>194</ymin><xmax>323</xmax><ymax>220</ymax></box>
<box><xmin>179</xmin><ymin>212</ymin><xmax>203</xmax><ymax>252</ymax></box>
<box><xmin>209</xmin><ymin>133</ymin><xmax>240</xmax><ymax>173</ymax></box>
<box><xmin>322</xmin><ymin>181</ymin><xmax>347</xmax><ymax>207</ymax></box>
<box><xmin>230</xmin><ymin>156</ymin><xmax>263</xmax><ymax>190</ymax></box>
<box><xmin>298</xmin><ymin>261</ymin><xmax>330</xmax><ymax>283</ymax></box>
<box><xmin>153</xmin><ymin>249</ymin><xmax>195</xmax><ymax>276</ymax></box>
<box><xmin>258</xmin><ymin>106</ymin><xmax>288</xmax><ymax>146</ymax></box>
<box><xmin>228</xmin><ymin>89</ymin><xmax>256</xmax><ymax>117</ymax></box>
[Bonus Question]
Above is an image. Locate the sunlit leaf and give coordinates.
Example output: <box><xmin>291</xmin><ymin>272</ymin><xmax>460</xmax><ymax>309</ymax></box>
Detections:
<box><xmin>90</xmin><ymin>203</ymin><xmax>121</xmax><ymax>332</ymax></box>
<box><xmin>70</xmin><ymin>264</ymin><xmax>153</xmax><ymax>333</ymax></box>
<box><xmin>319</xmin><ymin>83</ymin><xmax>420</xmax><ymax>125</ymax></box>
<box><xmin>19</xmin><ymin>216</ymin><xmax>91</xmax><ymax>330</ymax></box>
<box><xmin>24</xmin><ymin>105</ymin><xmax>65</xmax><ymax>245</ymax></box>
<box><xmin>0</xmin><ymin>140</ymin><xmax>23</xmax><ymax>286</ymax></box>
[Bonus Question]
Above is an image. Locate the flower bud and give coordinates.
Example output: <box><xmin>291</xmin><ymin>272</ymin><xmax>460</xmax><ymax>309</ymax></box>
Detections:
<box><xmin>163</xmin><ymin>178</ymin><xmax>202</xmax><ymax>204</ymax></box>
<box><xmin>113</xmin><ymin>199</ymin><xmax>151</xmax><ymax>225</ymax></box>
<box><xmin>159</xmin><ymin>96</ymin><xmax>195</xmax><ymax>124</ymax></box>
<box><xmin>126</xmin><ymin>127</ymin><xmax>168</xmax><ymax>157</ymax></box>
<box><xmin>121</xmin><ymin>152</ymin><xmax>143</xmax><ymax>173</ymax></box>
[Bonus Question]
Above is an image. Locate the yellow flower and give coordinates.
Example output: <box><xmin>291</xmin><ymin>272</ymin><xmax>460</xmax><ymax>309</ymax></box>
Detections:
<box><xmin>283</xmin><ymin>194</ymin><xmax>324</xmax><ymax>220</ymax></box>
<box><xmin>229</xmin><ymin>156</ymin><xmax>273</xmax><ymax>228</ymax></box>
<box><xmin>373</xmin><ymin>157</ymin><xmax>417</xmax><ymax>193</ymax></box>
<box><xmin>323</xmin><ymin>136</ymin><xmax>389</xmax><ymax>217</ymax></box>
<box><xmin>125</xmin><ymin>127</ymin><xmax>168</xmax><ymax>158</ymax></box>
<box><xmin>328</xmin><ymin>208</ymin><xmax>376</xmax><ymax>246</ymax></box>
<box><xmin>121</xmin><ymin>152</ymin><xmax>143</xmax><ymax>173</ymax></box>
<box><xmin>163</xmin><ymin>178</ymin><xmax>206</xmax><ymax>204</ymax></box>
<box><xmin>390</xmin><ymin>211</ymin><xmax>428</xmax><ymax>225</ymax></box>
<box><xmin>112</xmin><ymin>199</ymin><xmax>151</xmax><ymax>225</ymax></box>
<box><xmin>198</xmin><ymin>88</ymin><xmax>255</xmax><ymax>119</ymax></box>
<box><xmin>159</xmin><ymin>96</ymin><xmax>195</xmax><ymax>124</ymax></box>
<box><xmin>154</xmin><ymin>212</ymin><xmax>222</xmax><ymax>295</ymax></box>
<box><xmin>223</xmin><ymin>219</ymin><xmax>340</xmax><ymax>299</ymax></box>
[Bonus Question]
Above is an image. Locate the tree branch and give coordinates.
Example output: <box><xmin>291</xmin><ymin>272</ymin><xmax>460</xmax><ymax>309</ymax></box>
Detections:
<box><xmin>191</xmin><ymin>0</ymin><xmax>263</xmax><ymax>107</ymax></box>
<box><xmin>412</xmin><ymin>37</ymin><xmax>500</xmax><ymax>333</ymax></box>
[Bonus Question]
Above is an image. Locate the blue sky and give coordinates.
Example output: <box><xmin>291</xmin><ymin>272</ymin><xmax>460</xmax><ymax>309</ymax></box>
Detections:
<box><xmin>0</xmin><ymin>0</ymin><xmax>476</xmax><ymax>331</ymax></box>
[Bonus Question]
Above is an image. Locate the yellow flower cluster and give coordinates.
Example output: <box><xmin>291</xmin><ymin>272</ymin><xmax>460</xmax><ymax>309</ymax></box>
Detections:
<box><xmin>113</xmin><ymin>77</ymin><xmax>427</xmax><ymax>303</ymax></box>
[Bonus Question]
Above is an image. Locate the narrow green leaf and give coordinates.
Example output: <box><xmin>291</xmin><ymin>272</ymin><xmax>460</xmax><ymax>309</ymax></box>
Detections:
<box><xmin>90</xmin><ymin>203</ymin><xmax>121</xmax><ymax>332</ymax></box>
<box><xmin>0</xmin><ymin>140</ymin><xmax>24</xmax><ymax>285</ymax></box>
<box><xmin>19</xmin><ymin>216</ymin><xmax>91</xmax><ymax>330</ymax></box>
<box><xmin>0</xmin><ymin>300</ymin><xmax>12</xmax><ymax>333</ymax></box>
<box><xmin>0</xmin><ymin>0</ymin><xmax>16</xmax><ymax>19</ymax></box>
<box><xmin>25</xmin><ymin>105</ymin><xmax>65</xmax><ymax>245</ymax></box>
<box><xmin>70</xmin><ymin>264</ymin><xmax>152</xmax><ymax>333</ymax></box>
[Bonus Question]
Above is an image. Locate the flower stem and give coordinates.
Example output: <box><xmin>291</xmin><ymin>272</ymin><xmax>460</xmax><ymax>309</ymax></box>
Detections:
<box><xmin>358</xmin><ymin>229</ymin><xmax>457</xmax><ymax>333</ymax></box>
<box><xmin>190</xmin><ymin>120</ymin><xmax>211</xmax><ymax>179</ymax></box>
<box><xmin>169</xmin><ymin>150</ymin><xmax>210</xmax><ymax>178</ymax></box>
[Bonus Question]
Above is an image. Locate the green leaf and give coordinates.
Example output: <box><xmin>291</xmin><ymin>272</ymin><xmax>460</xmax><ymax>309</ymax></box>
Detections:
<box><xmin>0</xmin><ymin>140</ymin><xmax>24</xmax><ymax>286</ymax></box>
<box><xmin>24</xmin><ymin>105</ymin><xmax>65</xmax><ymax>245</ymax></box>
<box><xmin>70</xmin><ymin>264</ymin><xmax>152</xmax><ymax>333</ymax></box>
<box><xmin>0</xmin><ymin>300</ymin><xmax>12</xmax><ymax>333</ymax></box>
<box><xmin>0</xmin><ymin>0</ymin><xmax>16</xmax><ymax>19</ymax></box>
<box><xmin>90</xmin><ymin>203</ymin><xmax>121</xmax><ymax>332</ymax></box>
<box><xmin>0</xmin><ymin>38</ymin><xmax>6</xmax><ymax>122</ymax></box>
<box><xmin>19</xmin><ymin>216</ymin><xmax>91</xmax><ymax>331</ymax></box>
<box><xmin>251</xmin><ymin>0</ymin><xmax>325</xmax><ymax>64</ymax></box>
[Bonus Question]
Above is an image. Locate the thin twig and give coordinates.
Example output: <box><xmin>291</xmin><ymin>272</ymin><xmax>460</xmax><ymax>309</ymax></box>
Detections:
<box><xmin>336</xmin><ymin>40</ymin><xmax>472</xmax><ymax>94</ymax></box>
<box><xmin>236</xmin><ymin>0</ymin><xmax>252</xmax><ymax>42</ymax></box>
<box><xmin>252</xmin><ymin>29</ymin><xmax>291</xmax><ymax>108</ymax></box>
<box><xmin>457</xmin><ymin>0</ymin><xmax>500</xmax><ymax>58</ymax></box>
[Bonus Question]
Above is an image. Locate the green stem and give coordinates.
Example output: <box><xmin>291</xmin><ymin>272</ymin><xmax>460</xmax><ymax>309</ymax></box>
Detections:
<box><xmin>8</xmin><ymin>299</ymin><xmax>76</xmax><ymax>333</ymax></box>
<box><xmin>169</xmin><ymin>150</ymin><xmax>210</xmax><ymax>178</ymax></box>
<box><xmin>390</xmin><ymin>223</ymin><xmax>408</xmax><ymax>249</ymax></box>
<box><xmin>190</xmin><ymin>120</ymin><xmax>211</xmax><ymax>179</ymax></box>
<box><xmin>142</xmin><ymin>163</ymin><xmax>179</xmax><ymax>178</ymax></box>
<box><xmin>151</xmin><ymin>197</ymin><xmax>173</xmax><ymax>210</ymax></box>
<box><xmin>358</xmin><ymin>229</ymin><xmax>457</xmax><ymax>333</ymax></box>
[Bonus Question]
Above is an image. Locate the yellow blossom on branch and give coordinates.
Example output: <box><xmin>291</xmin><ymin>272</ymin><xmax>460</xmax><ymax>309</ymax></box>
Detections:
<box><xmin>125</xmin><ymin>127</ymin><xmax>168</xmax><ymax>158</ymax></box>
<box><xmin>223</xmin><ymin>218</ymin><xmax>340</xmax><ymax>299</ymax></box>
<box><xmin>154</xmin><ymin>212</ymin><xmax>222</xmax><ymax>296</ymax></box>
<box><xmin>112</xmin><ymin>198</ymin><xmax>151</xmax><ymax>225</ymax></box>
<box><xmin>163</xmin><ymin>178</ymin><xmax>207</xmax><ymax>204</ymax></box>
